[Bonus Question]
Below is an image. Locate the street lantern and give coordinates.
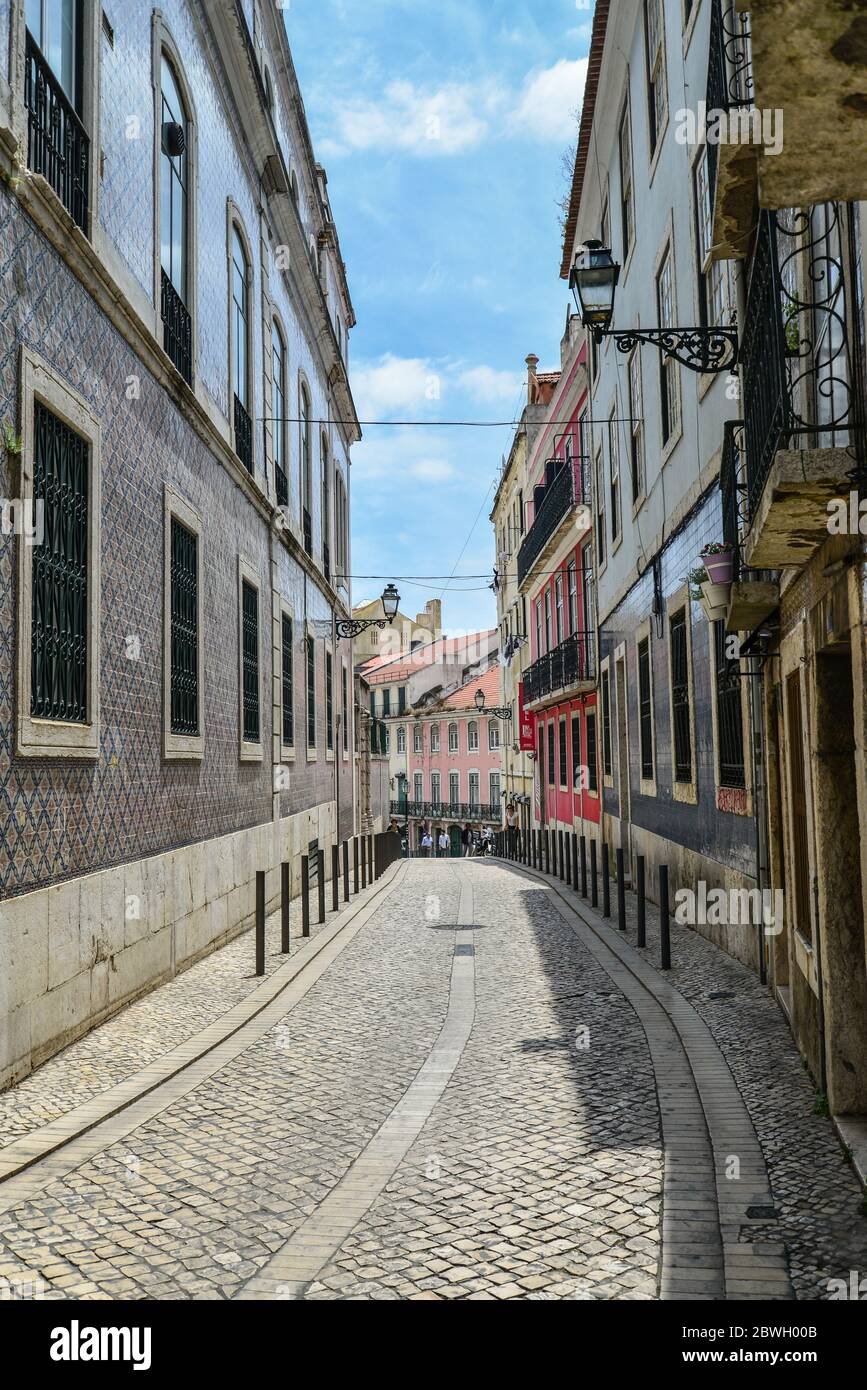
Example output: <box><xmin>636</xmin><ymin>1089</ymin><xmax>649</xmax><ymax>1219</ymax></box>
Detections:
<box><xmin>336</xmin><ymin>582</ymin><xmax>401</xmax><ymax>639</ymax></box>
<box><xmin>474</xmin><ymin>688</ymin><xmax>485</xmax><ymax>712</ymax></box>
<box><xmin>569</xmin><ymin>239</ymin><xmax>620</xmax><ymax>339</ymax></box>
<box><xmin>474</xmin><ymin>688</ymin><xmax>513</xmax><ymax>720</ymax></box>
<box><xmin>568</xmin><ymin>238</ymin><xmax>739</xmax><ymax>373</ymax></box>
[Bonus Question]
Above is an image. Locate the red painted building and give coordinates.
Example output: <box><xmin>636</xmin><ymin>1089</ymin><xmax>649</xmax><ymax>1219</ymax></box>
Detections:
<box><xmin>516</xmin><ymin>326</ymin><xmax>600</xmax><ymax>841</ymax></box>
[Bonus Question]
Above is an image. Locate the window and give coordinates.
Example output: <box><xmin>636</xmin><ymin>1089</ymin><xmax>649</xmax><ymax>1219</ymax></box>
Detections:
<box><xmin>300</xmin><ymin>384</ymin><xmax>312</xmax><ymax>552</ymax></box>
<box><xmin>170</xmin><ymin>517</ymin><xmax>198</xmax><ymax>737</ymax></box>
<box><xmin>656</xmin><ymin>246</ymin><xmax>680</xmax><ymax>446</ymax></box>
<box><xmin>448</xmin><ymin>722</ymin><xmax>458</xmax><ymax>753</ymax></box>
<box><xmin>595</xmin><ymin>446</ymin><xmax>606</xmax><ymax>565</ymax></box>
<box><xmin>638</xmin><ymin>637</ymin><xmax>654</xmax><ymax>781</ymax></box>
<box><xmin>468</xmin><ymin>720</ymin><xmax>479</xmax><ymax>752</ymax></box>
<box><xmin>645</xmin><ymin>0</ymin><xmax>667</xmax><ymax>158</ymax></box>
<box><xmin>431</xmin><ymin>722</ymin><xmax>440</xmax><ymax>752</ymax></box>
<box><xmin>555</xmin><ymin>574</ymin><xmax>564</xmax><ymax>645</ymax></box>
<box><xmin>547</xmin><ymin>722</ymin><xmax>555</xmax><ymax>786</ymax></box>
<box><xmin>341</xmin><ymin>665</ymin><xmax>348</xmax><ymax>753</ymax></box>
<box><xmin>30</xmin><ymin>401</ymin><xmax>89</xmax><ymax>727</ymax></box>
<box><xmin>714</xmin><ymin>621</ymin><xmax>746</xmax><ymax>787</ymax></box>
<box><xmin>431</xmin><ymin>771</ymin><xmax>441</xmax><ymax>805</ymax></box>
<box><xmin>571</xmin><ymin>713</ymin><xmax>582</xmax><ymax>791</ymax></box>
<box><xmin>449</xmin><ymin>771</ymin><xmax>460</xmax><ymax>807</ymax></box>
<box><xmin>559</xmin><ymin>720</ymin><xmax>568</xmax><ymax>787</ymax></box>
<box><xmin>397</xmin><ymin>725</ymin><xmax>406</xmax><ymax>753</ymax></box>
<box><xmin>628</xmin><ymin>349</ymin><xmax>644</xmax><ymax>504</ymax></box>
<box><xmin>281</xmin><ymin>612</ymin><xmax>294</xmax><ymax>748</ymax></box>
<box><xmin>544</xmin><ymin>590</ymin><xmax>551</xmax><ymax>651</ymax></box>
<box><xmin>601</xmin><ymin>668</ymin><xmax>612</xmax><ymax>778</ymax></box>
<box><xmin>490</xmin><ymin>772</ymin><xmax>500</xmax><ymax>806</ymax></box>
<box><xmin>231</xmin><ymin>224</ymin><xmax>252</xmax><ymax>470</ymax></box>
<box><xmin>567</xmin><ymin>561</ymin><xmax>578</xmax><ymax>634</ymax></box>
<box><xmin>26</xmin><ymin>0</ymin><xmax>81</xmax><ymax>107</ymax></box>
<box><xmin>321</xmin><ymin>434</ymin><xmax>330</xmax><ymax>580</ymax></box>
<box><xmin>609</xmin><ymin>409</ymin><xmax>620</xmax><ymax>543</ymax></box>
<box><xmin>398</xmin><ymin>686</ymin><xmax>406</xmax><ymax>714</ymax></box>
<box><xmin>325</xmin><ymin>649</ymin><xmax>334</xmax><ymax>751</ymax></box>
<box><xmin>382</xmin><ymin>687</ymin><xmax>391</xmax><ymax>716</ymax></box>
<box><xmin>670</xmin><ymin>609</ymin><xmax>692</xmax><ymax>782</ymax></box>
<box><xmin>586</xmin><ymin>712</ymin><xmax>598</xmax><ymax>793</ymax></box>
<box><xmin>618</xmin><ymin>102</ymin><xmax>634</xmax><ymax>261</ymax></box>
<box><xmin>582</xmin><ymin>545</ymin><xmax>595</xmax><ymax>636</ymax></box>
<box><xmin>488</xmin><ymin>720</ymin><xmax>499</xmax><ymax>750</ymax></box>
<box><xmin>694</xmin><ymin>147</ymin><xmax>725</xmax><ymax>330</ymax></box>
<box><xmin>272</xmin><ymin>322</ymin><xmax>287</xmax><ymax>505</ymax></box>
<box><xmin>413</xmin><ymin>723</ymin><xmax>423</xmax><ymax>753</ymax></box>
<box><xmin>241</xmin><ymin>579</ymin><xmax>259</xmax><ymax>746</ymax></box>
<box><xmin>468</xmin><ymin>772</ymin><xmax>480</xmax><ymax>807</ymax></box>
<box><xmin>159</xmin><ymin>55</ymin><xmax>191</xmax><ymax>383</ymax></box>
<box><xmin>535</xmin><ymin>600</ymin><xmax>542</xmax><ymax>659</ymax></box>
<box><xmin>306</xmin><ymin>635</ymin><xmax>316</xmax><ymax>748</ymax></box>
<box><xmin>414</xmin><ymin>772</ymin><xmax>423</xmax><ymax>804</ymax></box>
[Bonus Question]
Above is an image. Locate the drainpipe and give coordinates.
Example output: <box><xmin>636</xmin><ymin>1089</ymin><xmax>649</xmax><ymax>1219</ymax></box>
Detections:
<box><xmin>747</xmin><ymin>653</ymin><xmax>769</xmax><ymax>985</ymax></box>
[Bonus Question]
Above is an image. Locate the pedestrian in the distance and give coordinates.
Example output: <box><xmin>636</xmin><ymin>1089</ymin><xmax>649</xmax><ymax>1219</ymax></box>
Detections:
<box><xmin>421</xmin><ymin>830</ymin><xmax>433</xmax><ymax>858</ymax></box>
<box><xmin>461</xmin><ymin>823</ymin><xmax>472</xmax><ymax>858</ymax></box>
<box><xmin>438</xmin><ymin>829</ymin><xmax>450</xmax><ymax>858</ymax></box>
<box><xmin>506</xmin><ymin>802</ymin><xmax>519</xmax><ymax>857</ymax></box>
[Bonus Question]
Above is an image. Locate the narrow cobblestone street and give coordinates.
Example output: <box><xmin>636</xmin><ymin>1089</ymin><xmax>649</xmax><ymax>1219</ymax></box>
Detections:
<box><xmin>1</xmin><ymin>858</ymin><xmax>864</xmax><ymax>1302</ymax></box>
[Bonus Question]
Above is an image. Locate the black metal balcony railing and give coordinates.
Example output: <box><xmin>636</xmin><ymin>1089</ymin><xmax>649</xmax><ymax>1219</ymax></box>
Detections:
<box><xmin>706</xmin><ymin>0</ymin><xmax>754</xmax><ymax>192</ymax></box>
<box><xmin>234</xmin><ymin>394</ymin><xmax>253</xmax><ymax>473</ymax></box>
<box><xmin>720</xmin><ymin>420</ymin><xmax>745</xmax><ymax>580</ymax></box>
<box><xmin>303</xmin><ymin>507</ymin><xmax>313</xmax><ymax>557</ymax></box>
<box><xmin>24</xmin><ymin>31</ymin><xmax>89</xmax><ymax>232</ymax></box>
<box><xmin>524</xmin><ymin>631</ymin><xmax>596</xmax><ymax>705</ymax></box>
<box><xmin>160</xmin><ymin>270</ymin><xmax>192</xmax><ymax>385</ymax></box>
<box><xmin>741</xmin><ymin>205</ymin><xmax>866</xmax><ymax>523</ymax></box>
<box><xmin>390</xmin><ymin>801</ymin><xmax>500</xmax><ymax>823</ymax></box>
<box><xmin>370</xmin><ymin>719</ymin><xmax>388</xmax><ymax>755</ymax></box>
<box><xmin>517</xmin><ymin>460</ymin><xmax>583</xmax><ymax>587</ymax></box>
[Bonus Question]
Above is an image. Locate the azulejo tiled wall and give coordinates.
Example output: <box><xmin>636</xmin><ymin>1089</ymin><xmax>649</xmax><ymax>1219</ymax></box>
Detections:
<box><xmin>0</xmin><ymin>185</ymin><xmax>346</xmax><ymax>896</ymax></box>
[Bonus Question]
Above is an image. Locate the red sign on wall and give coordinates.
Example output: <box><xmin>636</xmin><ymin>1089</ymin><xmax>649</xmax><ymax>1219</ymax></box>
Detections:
<box><xmin>518</xmin><ymin>681</ymin><xmax>534</xmax><ymax>751</ymax></box>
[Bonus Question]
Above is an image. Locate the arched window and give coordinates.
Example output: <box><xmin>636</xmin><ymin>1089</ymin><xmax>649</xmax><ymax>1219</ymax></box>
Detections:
<box><xmin>290</xmin><ymin>170</ymin><xmax>300</xmax><ymax>208</ymax></box>
<box><xmin>430</xmin><ymin>722</ymin><xmax>440</xmax><ymax>752</ymax></box>
<box><xmin>448</xmin><ymin>722</ymin><xmax>458</xmax><ymax>753</ymax></box>
<box><xmin>468</xmin><ymin>720</ymin><xmax>479</xmax><ymax>752</ymax></box>
<box><xmin>159</xmin><ymin>53</ymin><xmax>192</xmax><ymax>382</ymax></box>
<box><xmin>488</xmin><ymin>720</ymin><xmax>500</xmax><ymax>750</ymax></box>
<box><xmin>272</xmin><ymin>320</ymin><xmax>287</xmax><ymax>504</ymax></box>
<box><xmin>413</xmin><ymin>723</ymin><xmax>423</xmax><ymax>753</ymax></box>
<box><xmin>397</xmin><ymin>726</ymin><xmax>406</xmax><ymax>753</ymax></box>
<box><xmin>230</xmin><ymin>224</ymin><xmax>252</xmax><ymax>470</ymax></box>
<box><xmin>300</xmin><ymin>384</ymin><xmax>312</xmax><ymax>553</ymax></box>
<box><xmin>321</xmin><ymin>433</ymin><xmax>330</xmax><ymax>580</ymax></box>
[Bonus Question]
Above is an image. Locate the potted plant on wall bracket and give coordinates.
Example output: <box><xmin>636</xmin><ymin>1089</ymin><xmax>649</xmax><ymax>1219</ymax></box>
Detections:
<box><xmin>685</xmin><ymin>563</ymin><xmax>729</xmax><ymax>622</ymax></box>
<box><xmin>700</xmin><ymin>541</ymin><xmax>735</xmax><ymax>586</ymax></box>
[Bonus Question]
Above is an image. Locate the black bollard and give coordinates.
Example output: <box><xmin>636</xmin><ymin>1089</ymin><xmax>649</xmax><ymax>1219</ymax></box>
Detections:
<box><xmin>565</xmin><ymin>831</ymin><xmax>573</xmax><ymax>887</ymax></box>
<box><xmin>301</xmin><ymin>855</ymin><xmax>311</xmax><ymax>937</ymax></box>
<box><xmin>659</xmin><ymin>865</ymin><xmax>671</xmax><ymax>969</ymax></box>
<box><xmin>368</xmin><ymin>833</ymin><xmax>375</xmax><ymax>880</ymax></box>
<box><xmin>551</xmin><ymin>828</ymin><xmax>558</xmax><ymax>878</ymax></box>
<box><xmin>317</xmin><ymin>849</ymin><xmax>325</xmax><ymax>924</ymax></box>
<box><xmin>637</xmin><ymin>855</ymin><xmax>646</xmax><ymax>947</ymax></box>
<box><xmin>353</xmin><ymin>837</ymin><xmax>359</xmax><ymax>894</ymax></box>
<box><xmin>255</xmin><ymin>870</ymin><xmax>265</xmax><ymax>977</ymax></box>
<box><xmin>602</xmin><ymin>843</ymin><xmax>611</xmax><ymax>917</ymax></box>
<box><xmin>332</xmin><ymin>845</ymin><xmax>339</xmax><ymax>912</ymax></box>
<box><xmin>571</xmin><ymin>833</ymin><xmax>579</xmax><ymax>892</ymax></box>
<box><xmin>281</xmin><ymin>860</ymin><xmax>291</xmax><ymax>953</ymax></box>
<box><xmin>590</xmin><ymin>838</ymin><xmax>598</xmax><ymax>908</ymax></box>
<box><xmin>343</xmin><ymin>840</ymin><xmax>350</xmax><ymax>902</ymax></box>
<box><xmin>616</xmin><ymin>847</ymin><xmax>626</xmax><ymax>931</ymax></box>
<box><xmin>558</xmin><ymin>829</ymin><xmax>565</xmax><ymax>882</ymax></box>
<box><xmin>580</xmin><ymin>834</ymin><xmax>588</xmax><ymax>897</ymax></box>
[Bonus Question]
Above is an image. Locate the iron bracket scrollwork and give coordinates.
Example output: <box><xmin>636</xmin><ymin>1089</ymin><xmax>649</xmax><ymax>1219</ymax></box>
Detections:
<box><xmin>477</xmin><ymin>705</ymin><xmax>513</xmax><ymax>720</ymax></box>
<box><xmin>335</xmin><ymin>616</ymin><xmax>391</xmax><ymax>639</ymax></box>
<box><xmin>602</xmin><ymin>326</ymin><xmax>739</xmax><ymax>374</ymax></box>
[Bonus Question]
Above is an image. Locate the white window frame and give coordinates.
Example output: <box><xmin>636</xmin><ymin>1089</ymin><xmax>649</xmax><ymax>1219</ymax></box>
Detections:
<box><xmin>238</xmin><ymin>556</ymin><xmax>263</xmax><ymax>762</ymax></box>
<box><xmin>467</xmin><ymin>719</ymin><xmax>479</xmax><ymax>753</ymax></box>
<box><xmin>163</xmin><ymin>485</ymin><xmax>204</xmax><ymax>760</ymax></box>
<box><xmin>635</xmin><ymin>617</ymin><xmax>657</xmax><ymax>798</ymax></box>
<box><xmin>16</xmin><ymin>348</ymin><xmax>102</xmax><ymax>759</ymax></box>
<box><xmin>277</xmin><ymin>597</ymin><xmax>296</xmax><ymax>762</ymax></box>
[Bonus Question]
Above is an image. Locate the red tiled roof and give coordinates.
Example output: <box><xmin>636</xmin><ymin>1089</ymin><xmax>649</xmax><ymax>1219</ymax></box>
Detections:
<box><xmin>441</xmin><ymin>665</ymin><xmax>501</xmax><ymax>712</ymax></box>
<box><xmin>559</xmin><ymin>0</ymin><xmax>611</xmax><ymax>280</ymax></box>
<box><xmin>361</xmin><ymin>631</ymin><xmax>497</xmax><ymax>684</ymax></box>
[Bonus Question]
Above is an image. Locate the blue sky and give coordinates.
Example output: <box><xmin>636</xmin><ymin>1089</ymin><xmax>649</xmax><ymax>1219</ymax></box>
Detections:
<box><xmin>285</xmin><ymin>0</ymin><xmax>592</xmax><ymax>633</ymax></box>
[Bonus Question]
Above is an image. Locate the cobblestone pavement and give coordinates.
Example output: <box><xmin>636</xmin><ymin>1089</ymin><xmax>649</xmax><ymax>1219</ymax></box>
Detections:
<box><xmin>0</xmin><ymin>857</ymin><xmax>862</xmax><ymax>1300</ymax></box>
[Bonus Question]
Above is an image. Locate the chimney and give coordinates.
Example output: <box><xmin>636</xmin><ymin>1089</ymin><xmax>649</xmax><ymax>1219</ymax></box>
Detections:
<box><xmin>425</xmin><ymin>599</ymin><xmax>442</xmax><ymax>636</ymax></box>
<box><xmin>525</xmin><ymin>353</ymin><xmax>539</xmax><ymax>405</ymax></box>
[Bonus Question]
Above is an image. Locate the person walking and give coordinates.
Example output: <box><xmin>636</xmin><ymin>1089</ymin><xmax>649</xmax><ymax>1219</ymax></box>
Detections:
<box><xmin>421</xmin><ymin>829</ymin><xmax>433</xmax><ymax>858</ymax></box>
<box><xmin>505</xmin><ymin>802</ymin><xmax>519</xmax><ymax>857</ymax></box>
<box><xmin>461</xmin><ymin>823</ymin><xmax>472</xmax><ymax>858</ymax></box>
<box><xmin>438</xmin><ymin>829</ymin><xmax>451</xmax><ymax>858</ymax></box>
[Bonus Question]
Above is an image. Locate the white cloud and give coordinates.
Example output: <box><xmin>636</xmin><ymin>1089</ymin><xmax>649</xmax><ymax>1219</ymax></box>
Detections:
<box><xmin>510</xmin><ymin>58</ymin><xmax>587</xmax><ymax>143</ymax></box>
<box><xmin>351</xmin><ymin>354</ymin><xmax>442</xmax><ymax>417</ymax></box>
<box><xmin>326</xmin><ymin>80</ymin><xmax>497</xmax><ymax>158</ymax></box>
<box><xmin>458</xmin><ymin>365</ymin><xmax>524</xmax><ymax>404</ymax></box>
<box><xmin>410</xmin><ymin>459</ymin><xmax>456</xmax><ymax>481</ymax></box>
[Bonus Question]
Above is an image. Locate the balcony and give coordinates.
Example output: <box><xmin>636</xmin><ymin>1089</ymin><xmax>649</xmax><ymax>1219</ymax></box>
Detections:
<box><xmin>720</xmin><ymin>420</ymin><xmax>779</xmax><ymax>633</ymax></box>
<box><xmin>390</xmin><ymin>801</ymin><xmax>500</xmax><ymax>823</ymax></box>
<box><xmin>234</xmin><ymin>394</ymin><xmax>253</xmax><ymax>473</ymax></box>
<box><xmin>523</xmin><ymin>631</ymin><xmax>596</xmax><ymax>708</ymax></box>
<box><xmin>706</xmin><ymin>0</ymin><xmax>756</xmax><ymax>261</ymax></box>
<box><xmin>740</xmin><ymin>207</ymin><xmax>863</xmax><ymax>570</ymax></box>
<box><xmin>517</xmin><ymin>458</ymin><xmax>588</xmax><ymax>589</ymax></box>
<box><xmin>24</xmin><ymin>31</ymin><xmax>89</xmax><ymax>232</ymax></box>
<box><xmin>370</xmin><ymin>720</ymin><xmax>388</xmax><ymax>755</ymax></box>
<box><xmin>160</xmin><ymin>270</ymin><xmax>192</xmax><ymax>385</ymax></box>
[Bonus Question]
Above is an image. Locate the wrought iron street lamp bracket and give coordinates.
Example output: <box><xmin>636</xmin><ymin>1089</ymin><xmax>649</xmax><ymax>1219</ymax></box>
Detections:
<box><xmin>477</xmin><ymin>705</ymin><xmax>513</xmax><ymax>720</ymax></box>
<box><xmin>601</xmin><ymin>325</ymin><xmax>739</xmax><ymax>374</ymax></box>
<box><xmin>335</xmin><ymin>615</ymin><xmax>392</xmax><ymax>639</ymax></box>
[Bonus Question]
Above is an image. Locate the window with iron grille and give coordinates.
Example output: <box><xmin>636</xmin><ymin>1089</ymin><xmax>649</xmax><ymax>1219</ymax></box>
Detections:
<box><xmin>601</xmin><ymin>669</ymin><xmax>612</xmax><ymax>777</ymax></box>
<box><xmin>170</xmin><ymin>517</ymin><xmax>198</xmax><ymax>735</ymax></box>
<box><xmin>670</xmin><ymin>609</ymin><xmax>692</xmax><ymax>782</ymax></box>
<box><xmin>547</xmin><ymin>722</ymin><xmax>555</xmax><ymax>785</ymax></box>
<box><xmin>306</xmin><ymin>636</ymin><xmax>316</xmax><ymax>747</ymax></box>
<box><xmin>241</xmin><ymin>580</ymin><xmax>259</xmax><ymax>743</ymax></box>
<box><xmin>559</xmin><ymin>720</ymin><xmax>568</xmax><ymax>787</ymax></box>
<box><xmin>281</xmin><ymin>612</ymin><xmax>293</xmax><ymax>746</ymax></box>
<box><xmin>714</xmin><ymin>620</ymin><xmax>746</xmax><ymax>787</ymax></box>
<box><xmin>31</xmin><ymin>401</ymin><xmax>89</xmax><ymax>723</ymax></box>
<box><xmin>586</xmin><ymin>712</ymin><xmax>598</xmax><ymax>793</ymax></box>
<box><xmin>638</xmin><ymin>637</ymin><xmax>654</xmax><ymax>780</ymax></box>
<box><xmin>325</xmin><ymin>649</ymin><xmax>333</xmax><ymax>750</ymax></box>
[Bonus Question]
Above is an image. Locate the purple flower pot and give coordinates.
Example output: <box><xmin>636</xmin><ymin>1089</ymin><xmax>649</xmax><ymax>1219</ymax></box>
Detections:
<box><xmin>701</xmin><ymin>550</ymin><xmax>734</xmax><ymax>585</ymax></box>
